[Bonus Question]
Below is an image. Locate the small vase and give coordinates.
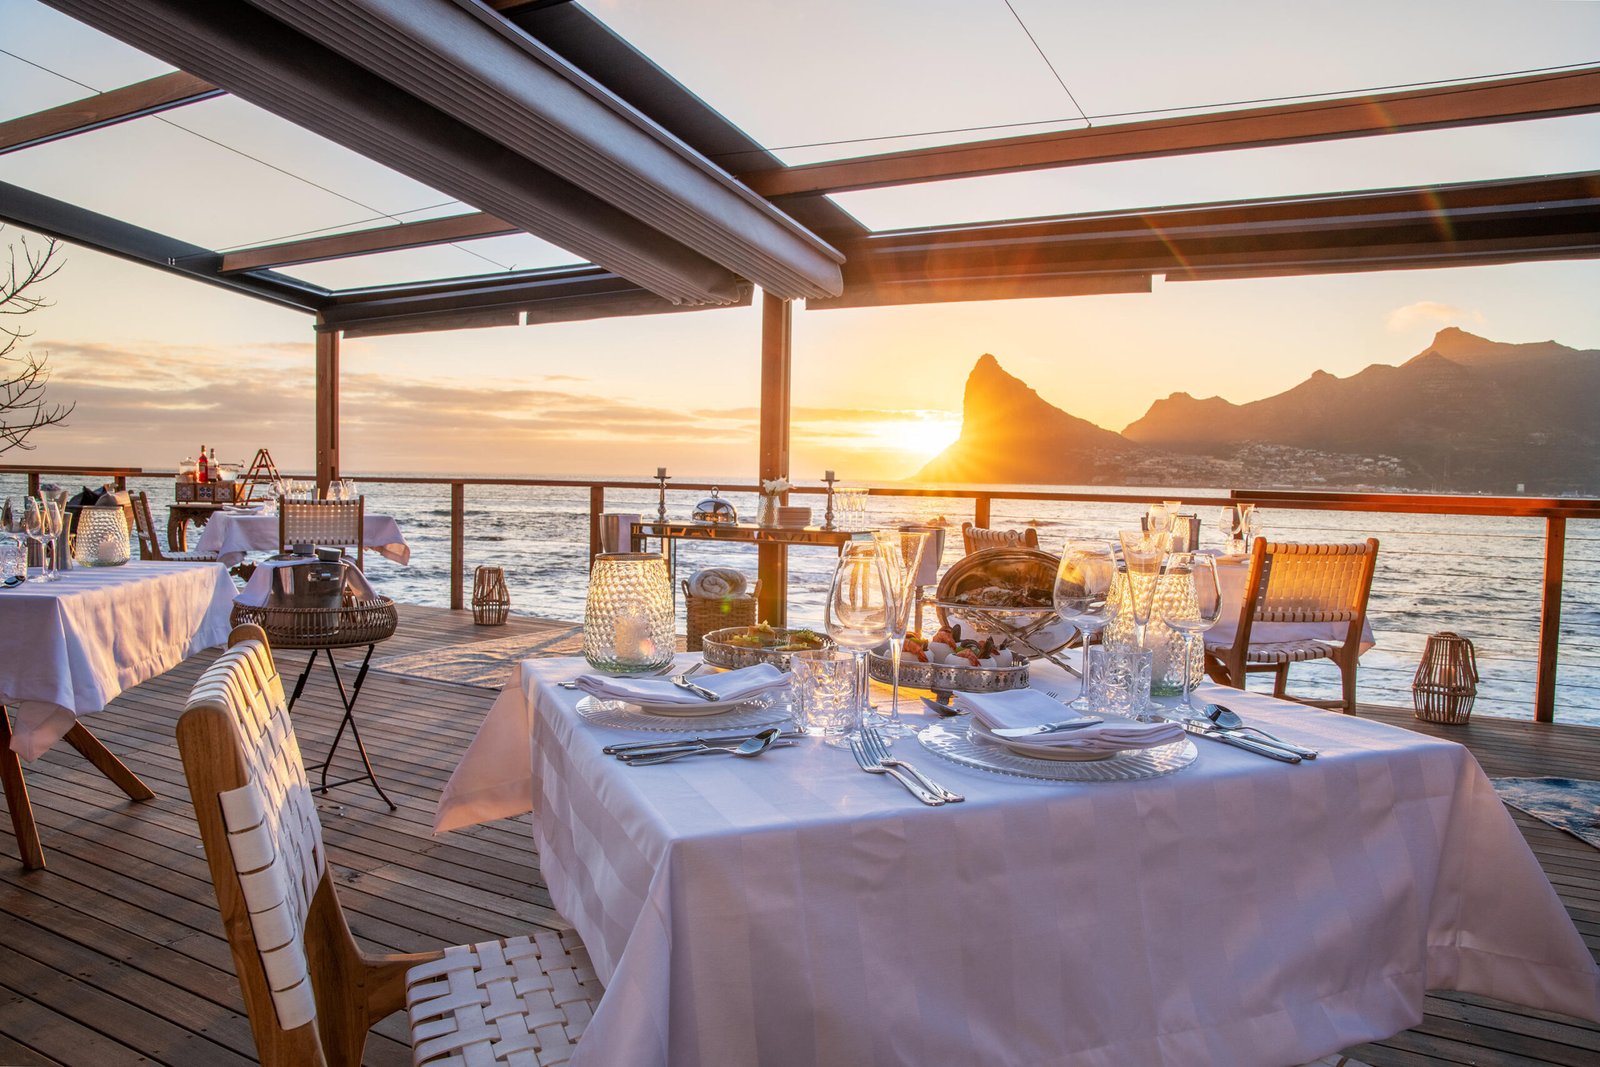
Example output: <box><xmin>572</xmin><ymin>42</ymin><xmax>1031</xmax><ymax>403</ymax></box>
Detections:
<box><xmin>757</xmin><ymin>493</ymin><xmax>781</xmax><ymax>527</ymax></box>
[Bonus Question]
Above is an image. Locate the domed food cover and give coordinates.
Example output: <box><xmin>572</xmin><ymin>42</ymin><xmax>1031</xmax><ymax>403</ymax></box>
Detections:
<box><xmin>935</xmin><ymin>546</ymin><xmax>1073</xmax><ymax>654</ymax></box>
<box><xmin>692</xmin><ymin>487</ymin><xmax>739</xmax><ymax>525</ymax></box>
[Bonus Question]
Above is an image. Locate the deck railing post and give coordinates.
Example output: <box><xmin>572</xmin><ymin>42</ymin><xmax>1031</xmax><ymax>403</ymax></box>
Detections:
<box><xmin>757</xmin><ymin>292</ymin><xmax>792</xmax><ymax>626</ymax></box>
<box><xmin>450</xmin><ymin>481</ymin><xmax>465</xmax><ymax>611</ymax></box>
<box><xmin>26</xmin><ymin>472</ymin><xmax>40</xmax><ymax>497</ymax></box>
<box><xmin>1535</xmin><ymin>515</ymin><xmax>1566</xmax><ymax>723</ymax></box>
<box><xmin>974</xmin><ymin>494</ymin><xmax>991</xmax><ymax>529</ymax></box>
<box><xmin>588</xmin><ymin>485</ymin><xmax>604</xmax><ymax>562</ymax></box>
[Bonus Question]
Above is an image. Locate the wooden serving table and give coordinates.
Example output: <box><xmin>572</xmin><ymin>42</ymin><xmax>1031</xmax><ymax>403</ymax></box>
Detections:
<box><xmin>629</xmin><ymin>521</ymin><xmax>860</xmax><ymax>625</ymax></box>
<box><xmin>167</xmin><ymin>501</ymin><xmax>229</xmax><ymax>552</ymax></box>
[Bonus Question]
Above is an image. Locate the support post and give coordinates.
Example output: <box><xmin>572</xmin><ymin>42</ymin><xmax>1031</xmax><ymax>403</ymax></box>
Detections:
<box><xmin>588</xmin><ymin>485</ymin><xmax>605</xmax><ymax>562</ymax></box>
<box><xmin>450</xmin><ymin>481</ymin><xmax>465</xmax><ymax>611</ymax></box>
<box><xmin>1535</xmin><ymin>515</ymin><xmax>1565</xmax><ymax>723</ymax></box>
<box><xmin>757</xmin><ymin>293</ymin><xmax>792</xmax><ymax>626</ymax></box>
<box><xmin>314</xmin><ymin>321</ymin><xmax>340</xmax><ymax>496</ymax></box>
<box><xmin>974</xmin><ymin>494</ymin><xmax>992</xmax><ymax>529</ymax></box>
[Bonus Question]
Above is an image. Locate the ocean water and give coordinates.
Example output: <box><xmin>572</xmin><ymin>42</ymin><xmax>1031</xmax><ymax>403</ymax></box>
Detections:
<box><xmin>8</xmin><ymin>474</ymin><xmax>1599</xmax><ymax>728</ymax></box>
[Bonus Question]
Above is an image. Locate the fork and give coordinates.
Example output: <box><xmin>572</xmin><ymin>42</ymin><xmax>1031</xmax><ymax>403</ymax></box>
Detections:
<box><xmin>860</xmin><ymin>725</ymin><xmax>963</xmax><ymax>802</ymax></box>
<box><xmin>848</xmin><ymin>736</ymin><xmax>944</xmax><ymax>805</ymax></box>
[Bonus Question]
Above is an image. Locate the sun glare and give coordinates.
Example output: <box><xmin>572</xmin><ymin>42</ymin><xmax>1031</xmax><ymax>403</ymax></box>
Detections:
<box><xmin>871</xmin><ymin>411</ymin><xmax>962</xmax><ymax>462</ymax></box>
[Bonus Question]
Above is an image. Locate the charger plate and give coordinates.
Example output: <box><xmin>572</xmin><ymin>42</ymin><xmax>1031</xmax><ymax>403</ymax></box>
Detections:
<box><xmin>576</xmin><ymin>694</ymin><xmax>793</xmax><ymax>733</ymax></box>
<box><xmin>917</xmin><ymin>720</ymin><xmax>1197</xmax><ymax>783</ymax></box>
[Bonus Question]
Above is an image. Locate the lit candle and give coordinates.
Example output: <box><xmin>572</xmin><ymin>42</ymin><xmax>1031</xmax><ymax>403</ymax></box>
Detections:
<box><xmin>656</xmin><ymin>467</ymin><xmax>667</xmax><ymax>479</ymax></box>
<box><xmin>614</xmin><ymin>611</ymin><xmax>652</xmax><ymax>663</ymax></box>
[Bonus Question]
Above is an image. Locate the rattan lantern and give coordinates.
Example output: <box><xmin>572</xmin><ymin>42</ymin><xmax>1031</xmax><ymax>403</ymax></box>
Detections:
<box><xmin>1412</xmin><ymin>631</ymin><xmax>1478</xmax><ymax>724</ymax></box>
<box><xmin>472</xmin><ymin>565</ymin><xmax>510</xmax><ymax>626</ymax></box>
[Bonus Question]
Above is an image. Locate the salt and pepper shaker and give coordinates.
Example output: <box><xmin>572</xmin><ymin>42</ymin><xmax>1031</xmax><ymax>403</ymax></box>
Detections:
<box><xmin>822</xmin><ymin>470</ymin><xmax>838</xmax><ymax>531</ymax></box>
<box><xmin>655</xmin><ymin>467</ymin><xmax>669</xmax><ymax>524</ymax></box>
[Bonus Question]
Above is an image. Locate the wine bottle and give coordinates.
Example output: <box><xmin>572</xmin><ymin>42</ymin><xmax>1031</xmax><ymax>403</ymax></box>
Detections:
<box><xmin>197</xmin><ymin>446</ymin><xmax>208</xmax><ymax>484</ymax></box>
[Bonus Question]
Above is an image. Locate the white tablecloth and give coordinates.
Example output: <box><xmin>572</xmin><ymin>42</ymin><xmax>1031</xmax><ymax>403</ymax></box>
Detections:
<box><xmin>1209</xmin><ymin>554</ymin><xmax>1377</xmax><ymax>651</ymax></box>
<box><xmin>0</xmin><ymin>561</ymin><xmax>236</xmax><ymax>759</ymax></box>
<box><xmin>436</xmin><ymin>659</ymin><xmax>1600</xmax><ymax>1066</ymax></box>
<box><xmin>193</xmin><ymin>511</ymin><xmax>410</xmax><ymax>567</ymax></box>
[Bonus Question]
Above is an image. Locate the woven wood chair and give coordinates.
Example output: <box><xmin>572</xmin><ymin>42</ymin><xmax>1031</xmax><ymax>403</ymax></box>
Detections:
<box><xmin>133</xmin><ymin>491</ymin><xmax>219</xmax><ymax>562</ymax></box>
<box><xmin>960</xmin><ymin>521</ymin><xmax>1040</xmax><ymax>555</ymax></box>
<box><xmin>1205</xmin><ymin>538</ymin><xmax>1379</xmax><ymax>713</ymax></box>
<box><xmin>178</xmin><ymin>625</ymin><xmax>602</xmax><ymax>1067</ymax></box>
<box><xmin>279</xmin><ymin>497</ymin><xmax>365</xmax><ymax>568</ymax></box>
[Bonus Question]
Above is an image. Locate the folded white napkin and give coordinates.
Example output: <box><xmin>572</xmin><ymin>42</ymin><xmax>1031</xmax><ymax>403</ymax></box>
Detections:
<box><xmin>574</xmin><ymin>663</ymin><xmax>789</xmax><ymax>706</ymax></box>
<box><xmin>687</xmin><ymin>567</ymin><xmax>748</xmax><ymax>599</ymax></box>
<box><xmin>234</xmin><ymin>557</ymin><xmax>378</xmax><ymax>608</ymax></box>
<box><xmin>955</xmin><ymin>688</ymin><xmax>1185</xmax><ymax>751</ymax></box>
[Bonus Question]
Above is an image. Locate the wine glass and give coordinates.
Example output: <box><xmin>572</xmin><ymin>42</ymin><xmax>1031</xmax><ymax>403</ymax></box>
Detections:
<box><xmin>23</xmin><ymin>498</ymin><xmax>53</xmax><ymax>581</ymax></box>
<box><xmin>1053</xmin><ymin>540</ymin><xmax>1120</xmax><ymax>711</ymax></box>
<box><xmin>871</xmin><ymin>528</ymin><xmax>932</xmax><ymax>737</ymax></box>
<box><xmin>1117</xmin><ymin>528</ymin><xmax>1170</xmax><ymax>649</ymax></box>
<box><xmin>1220</xmin><ymin>506</ymin><xmax>1244</xmax><ymax>554</ymax></box>
<box><xmin>1160</xmin><ymin>552</ymin><xmax>1223</xmax><ymax>714</ymax></box>
<box><xmin>44</xmin><ymin>500</ymin><xmax>66</xmax><ymax>575</ymax></box>
<box><xmin>825</xmin><ymin>542</ymin><xmax>891</xmax><ymax>732</ymax></box>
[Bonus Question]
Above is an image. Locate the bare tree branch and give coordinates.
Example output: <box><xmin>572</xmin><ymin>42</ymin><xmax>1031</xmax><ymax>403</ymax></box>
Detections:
<box><xmin>1</xmin><ymin>225</ymin><xmax>73</xmax><ymax>455</ymax></box>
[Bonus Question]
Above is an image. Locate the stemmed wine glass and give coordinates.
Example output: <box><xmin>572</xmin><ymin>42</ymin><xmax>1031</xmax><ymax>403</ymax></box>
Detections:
<box><xmin>1053</xmin><ymin>540</ymin><xmax>1120</xmax><ymax>711</ymax></box>
<box><xmin>23</xmin><ymin>498</ymin><xmax>54</xmax><ymax>582</ymax></box>
<box><xmin>871</xmin><ymin>528</ymin><xmax>932</xmax><ymax>737</ymax></box>
<box><xmin>1159</xmin><ymin>552</ymin><xmax>1223</xmax><ymax>715</ymax></box>
<box><xmin>44</xmin><ymin>499</ymin><xmax>65</xmax><ymax>576</ymax></box>
<box><xmin>825</xmin><ymin>541</ymin><xmax>891</xmax><ymax>735</ymax></box>
<box><xmin>1117</xmin><ymin>528</ymin><xmax>1170</xmax><ymax>649</ymax></box>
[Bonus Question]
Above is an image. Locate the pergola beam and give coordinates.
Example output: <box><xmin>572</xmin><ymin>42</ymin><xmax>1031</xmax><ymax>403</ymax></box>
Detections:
<box><xmin>813</xmin><ymin>172</ymin><xmax>1600</xmax><ymax>307</ymax></box>
<box><xmin>220</xmin><ymin>212</ymin><xmax>520</xmax><ymax>273</ymax></box>
<box><xmin>0</xmin><ymin>71</ymin><xmax>220</xmax><ymax>156</ymax></box>
<box><xmin>744</xmin><ymin>66</ymin><xmax>1600</xmax><ymax>198</ymax></box>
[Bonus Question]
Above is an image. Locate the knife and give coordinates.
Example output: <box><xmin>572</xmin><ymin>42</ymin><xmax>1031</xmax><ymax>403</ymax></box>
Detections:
<box><xmin>1173</xmin><ymin>718</ymin><xmax>1302</xmax><ymax>763</ymax></box>
<box><xmin>611</xmin><ymin>733</ymin><xmax>806</xmax><ymax>759</ymax></box>
<box><xmin>990</xmin><ymin>716</ymin><xmax>1104</xmax><ymax>739</ymax></box>
<box><xmin>604</xmin><ymin>730</ymin><xmax>804</xmax><ymax>755</ymax></box>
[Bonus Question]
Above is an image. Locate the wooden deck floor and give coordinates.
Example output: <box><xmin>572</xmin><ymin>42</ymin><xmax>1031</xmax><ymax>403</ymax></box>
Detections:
<box><xmin>1</xmin><ymin>603</ymin><xmax>1596</xmax><ymax>1066</ymax></box>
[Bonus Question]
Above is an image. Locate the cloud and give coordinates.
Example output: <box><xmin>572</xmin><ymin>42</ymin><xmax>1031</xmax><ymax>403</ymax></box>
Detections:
<box><xmin>1385</xmin><ymin>302</ymin><xmax>1486</xmax><ymax>332</ymax></box>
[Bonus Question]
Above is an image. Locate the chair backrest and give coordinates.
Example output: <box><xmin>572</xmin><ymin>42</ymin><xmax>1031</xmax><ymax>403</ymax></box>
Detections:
<box><xmin>961</xmin><ymin>521</ymin><xmax>1039</xmax><ymax>555</ymax></box>
<box><xmin>179</xmin><ymin>625</ymin><xmax>333</xmax><ymax>1065</ymax></box>
<box><xmin>278</xmin><ymin>497</ymin><xmax>364</xmax><ymax>568</ymax></box>
<box><xmin>1233</xmin><ymin>538</ymin><xmax>1379</xmax><ymax>651</ymax></box>
<box><xmin>133</xmin><ymin>491</ymin><xmax>166</xmax><ymax>561</ymax></box>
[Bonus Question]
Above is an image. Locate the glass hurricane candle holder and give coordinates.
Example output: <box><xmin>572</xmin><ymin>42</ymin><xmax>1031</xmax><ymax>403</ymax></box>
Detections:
<box><xmin>583</xmin><ymin>552</ymin><xmax>675</xmax><ymax>675</ymax></box>
<box><xmin>72</xmin><ymin>507</ymin><xmax>130</xmax><ymax>567</ymax></box>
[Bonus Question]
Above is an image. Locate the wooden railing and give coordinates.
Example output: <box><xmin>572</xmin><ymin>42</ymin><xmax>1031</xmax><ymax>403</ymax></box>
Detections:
<box><xmin>6</xmin><ymin>464</ymin><xmax>1597</xmax><ymax>724</ymax></box>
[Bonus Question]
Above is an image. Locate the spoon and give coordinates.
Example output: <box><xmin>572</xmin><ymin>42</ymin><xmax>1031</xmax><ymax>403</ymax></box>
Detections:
<box><xmin>1201</xmin><ymin>704</ymin><xmax>1319</xmax><ymax>759</ymax></box>
<box><xmin>625</xmin><ymin>727</ymin><xmax>784</xmax><ymax>766</ymax></box>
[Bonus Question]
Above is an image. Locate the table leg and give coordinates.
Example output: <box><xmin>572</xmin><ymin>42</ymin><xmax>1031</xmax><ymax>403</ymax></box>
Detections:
<box><xmin>0</xmin><ymin>707</ymin><xmax>46</xmax><ymax>871</ymax></box>
<box><xmin>299</xmin><ymin>647</ymin><xmax>396</xmax><ymax>811</ymax></box>
<box><xmin>168</xmin><ymin>509</ymin><xmax>187</xmax><ymax>552</ymax></box>
<box><xmin>62</xmin><ymin>723</ymin><xmax>156</xmax><ymax>802</ymax></box>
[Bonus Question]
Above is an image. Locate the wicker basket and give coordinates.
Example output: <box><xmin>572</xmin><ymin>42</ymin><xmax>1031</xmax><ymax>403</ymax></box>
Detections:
<box><xmin>682</xmin><ymin>580</ymin><xmax>759</xmax><ymax>652</ymax></box>
<box><xmin>231</xmin><ymin>595</ymin><xmax>398</xmax><ymax>650</ymax></box>
<box><xmin>472</xmin><ymin>565</ymin><xmax>510</xmax><ymax>626</ymax></box>
<box><xmin>1412</xmin><ymin>631</ymin><xmax>1478</xmax><ymax>724</ymax></box>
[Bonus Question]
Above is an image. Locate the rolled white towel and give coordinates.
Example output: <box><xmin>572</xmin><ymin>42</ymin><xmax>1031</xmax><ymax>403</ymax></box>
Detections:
<box><xmin>688</xmin><ymin>567</ymin><xmax>748</xmax><ymax>599</ymax></box>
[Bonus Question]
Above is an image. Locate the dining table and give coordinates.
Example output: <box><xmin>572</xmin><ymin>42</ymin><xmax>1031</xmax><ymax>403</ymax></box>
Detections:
<box><xmin>191</xmin><ymin>508</ymin><xmax>411</xmax><ymax>567</ymax></box>
<box><xmin>0</xmin><ymin>559</ymin><xmax>236</xmax><ymax>869</ymax></box>
<box><xmin>435</xmin><ymin>657</ymin><xmax>1600</xmax><ymax>1066</ymax></box>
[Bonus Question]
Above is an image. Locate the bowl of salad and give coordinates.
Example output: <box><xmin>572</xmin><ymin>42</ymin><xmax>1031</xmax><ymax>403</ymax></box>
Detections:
<box><xmin>702</xmin><ymin>623</ymin><xmax>834</xmax><ymax>671</ymax></box>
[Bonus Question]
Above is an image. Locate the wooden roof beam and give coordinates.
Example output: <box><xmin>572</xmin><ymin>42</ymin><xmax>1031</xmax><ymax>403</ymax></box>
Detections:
<box><xmin>744</xmin><ymin>66</ymin><xmax>1600</xmax><ymax>197</ymax></box>
<box><xmin>220</xmin><ymin>211</ymin><xmax>520</xmax><ymax>273</ymax></box>
<box><xmin>0</xmin><ymin>71</ymin><xmax>221</xmax><ymax>155</ymax></box>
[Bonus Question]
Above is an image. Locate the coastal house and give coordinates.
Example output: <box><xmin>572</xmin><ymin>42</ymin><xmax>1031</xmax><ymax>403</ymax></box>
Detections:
<box><xmin>2</xmin><ymin>2</ymin><xmax>1599</xmax><ymax>1065</ymax></box>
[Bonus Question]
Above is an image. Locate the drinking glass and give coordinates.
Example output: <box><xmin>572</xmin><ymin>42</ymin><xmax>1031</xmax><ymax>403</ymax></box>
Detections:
<box><xmin>1117</xmin><ymin>528</ymin><xmax>1169</xmax><ymax>649</ymax></box>
<box><xmin>1220</xmin><ymin>506</ymin><xmax>1245</xmax><ymax>554</ymax></box>
<box><xmin>871</xmin><ymin>528</ymin><xmax>932</xmax><ymax>737</ymax></box>
<box><xmin>45</xmin><ymin>500</ymin><xmax>66</xmax><ymax>575</ymax></box>
<box><xmin>791</xmin><ymin>648</ymin><xmax>859</xmax><ymax>745</ymax></box>
<box><xmin>1053</xmin><ymin>540</ymin><xmax>1120</xmax><ymax>711</ymax></box>
<box><xmin>825</xmin><ymin>542</ymin><xmax>891</xmax><ymax>728</ymax></box>
<box><xmin>1159</xmin><ymin>552</ymin><xmax>1223</xmax><ymax>714</ymax></box>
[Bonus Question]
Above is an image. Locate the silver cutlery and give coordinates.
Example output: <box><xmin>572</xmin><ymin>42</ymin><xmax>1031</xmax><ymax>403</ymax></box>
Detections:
<box><xmin>860</xmin><ymin>725</ymin><xmax>963</xmax><ymax>802</ymax></box>
<box><xmin>616</xmin><ymin>735</ymin><xmax>803</xmax><ymax>761</ymax></box>
<box><xmin>1201</xmin><ymin>703</ymin><xmax>1319</xmax><ymax>759</ymax></box>
<box><xmin>604</xmin><ymin>730</ymin><xmax>804</xmax><ymax>756</ymax></box>
<box><xmin>921</xmin><ymin>696</ymin><xmax>962</xmax><ymax>717</ymax></box>
<box><xmin>626</xmin><ymin>729</ymin><xmax>788</xmax><ymax>766</ymax></box>
<box><xmin>848</xmin><ymin>736</ymin><xmax>945</xmax><ymax>805</ymax></box>
<box><xmin>1167</xmin><ymin>717</ymin><xmax>1302</xmax><ymax>763</ymax></box>
<box><xmin>990</xmin><ymin>716</ymin><xmax>1103</xmax><ymax>739</ymax></box>
<box><xmin>560</xmin><ymin>662</ymin><xmax>698</xmax><ymax>689</ymax></box>
<box><xmin>671</xmin><ymin>673</ymin><xmax>722</xmax><ymax>702</ymax></box>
